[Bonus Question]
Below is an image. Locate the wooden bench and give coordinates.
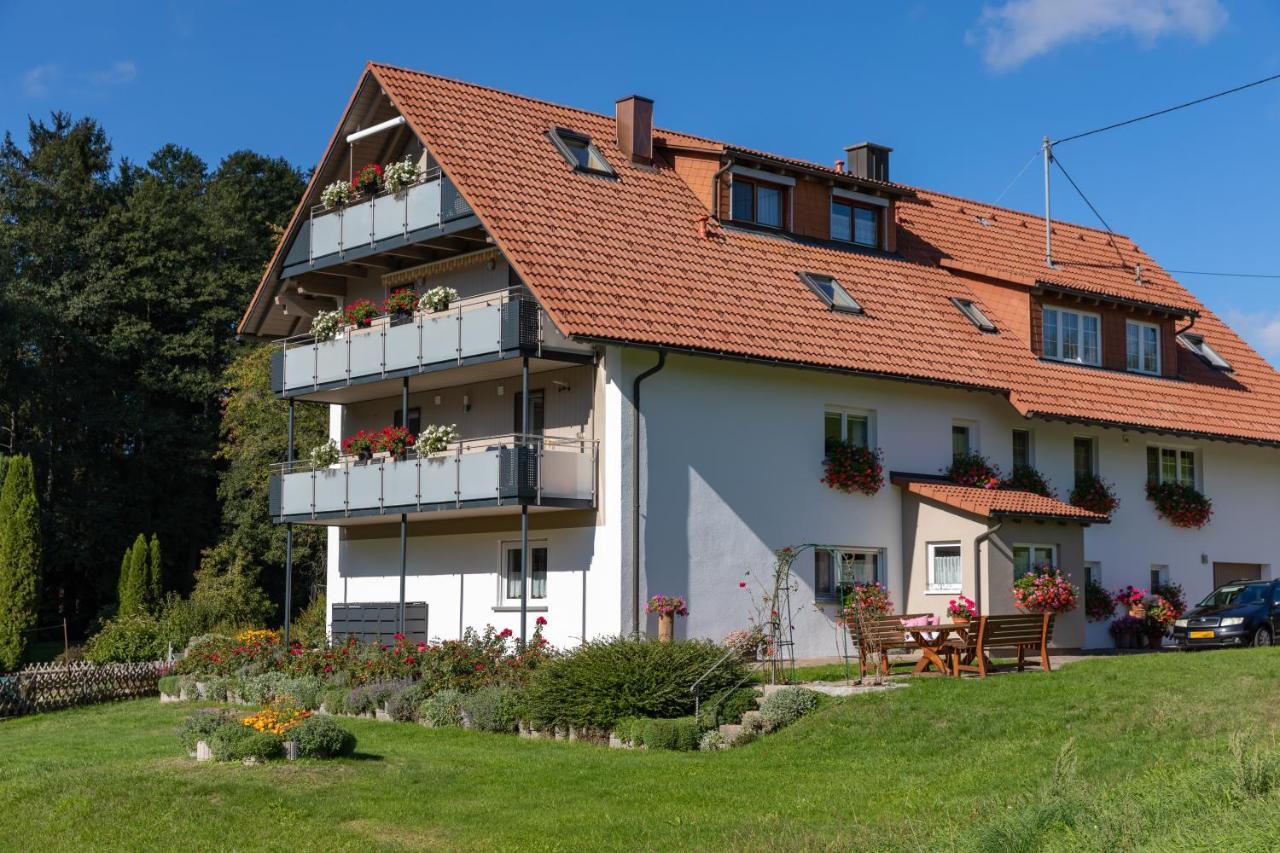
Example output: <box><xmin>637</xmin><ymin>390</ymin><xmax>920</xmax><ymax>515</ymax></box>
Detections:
<box><xmin>847</xmin><ymin>613</ymin><xmax>934</xmax><ymax>678</ymax></box>
<box><xmin>951</xmin><ymin>613</ymin><xmax>1055</xmax><ymax>678</ymax></box>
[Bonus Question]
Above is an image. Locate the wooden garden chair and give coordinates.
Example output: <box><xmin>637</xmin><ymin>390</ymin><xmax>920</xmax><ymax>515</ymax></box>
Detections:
<box><xmin>951</xmin><ymin>613</ymin><xmax>1055</xmax><ymax>679</ymax></box>
<box><xmin>849</xmin><ymin>613</ymin><xmax>933</xmax><ymax>678</ymax></box>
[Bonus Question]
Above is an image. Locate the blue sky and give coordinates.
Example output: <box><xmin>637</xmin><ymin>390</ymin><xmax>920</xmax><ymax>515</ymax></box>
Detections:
<box><xmin>5</xmin><ymin>0</ymin><xmax>1280</xmax><ymax>361</ymax></box>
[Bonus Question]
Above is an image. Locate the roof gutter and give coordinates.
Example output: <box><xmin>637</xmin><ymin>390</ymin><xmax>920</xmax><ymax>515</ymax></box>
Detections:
<box><xmin>631</xmin><ymin>349</ymin><xmax>667</xmax><ymax>636</ymax></box>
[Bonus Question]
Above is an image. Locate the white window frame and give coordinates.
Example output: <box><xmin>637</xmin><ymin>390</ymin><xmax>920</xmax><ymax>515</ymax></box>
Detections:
<box><xmin>1042</xmin><ymin>306</ymin><xmax>1101</xmax><ymax>366</ymax></box>
<box><xmin>1013</xmin><ymin>543</ymin><xmax>1058</xmax><ymax>575</ymax></box>
<box><xmin>1179</xmin><ymin>333</ymin><xmax>1232</xmax><ymax>371</ymax></box>
<box><xmin>926</xmin><ymin>541</ymin><xmax>963</xmax><ymax>594</ymax></box>
<box><xmin>814</xmin><ymin>546</ymin><xmax>884</xmax><ymax>600</ymax></box>
<box><xmin>824</xmin><ymin>406</ymin><xmax>876</xmax><ymax>451</ymax></box>
<box><xmin>499</xmin><ymin>540</ymin><xmax>548</xmax><ymax>606</ymax></box>
<box><xmin>1125</xmin><ymin>320</ymin><xmax>1161</xmax><ymax>375</ymax></box>
<box><xmin>1147</xmin><ymin>443</ymin><xmax>1198</xmax><ymax>487</ymax></box>
<box><xmin>1150</xmin><ymin>564</ymin><xmax>1170</xmax><ymax>589</ymax></box>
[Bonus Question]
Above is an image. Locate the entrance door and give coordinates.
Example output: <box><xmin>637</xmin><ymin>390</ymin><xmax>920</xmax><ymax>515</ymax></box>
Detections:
<box><xmin>1213</xmin><ymin>562</ymin><xmax>1263</xmax><ymax>587</ymax></box>
<box><xmin>513</xmin><ymin>389</ymin><xmax>545</xmax><ymax>436</ymax></box>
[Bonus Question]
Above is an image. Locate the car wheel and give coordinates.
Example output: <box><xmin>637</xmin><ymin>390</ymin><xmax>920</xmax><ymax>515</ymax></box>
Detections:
<box><xmin>1253</xmin><ymin>626</ymin><xmax>1272</xmax><ymax>647</ymax></box>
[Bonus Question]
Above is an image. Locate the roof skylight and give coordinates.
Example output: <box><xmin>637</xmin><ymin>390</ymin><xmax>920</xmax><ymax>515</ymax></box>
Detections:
<box><xmin>1179</xmin><ymin>333</ymin><xmax>1232</xmax><ymax>371</ymax></box>
<box><xmin>800</xmin><ymin>272</ymin><xmax>863</xmax><ymax>314</ymax></box>
<box><xmin>951</xmin><ymin>297</ymin><xmax>997</xmax><ymax>333</ymax></box>
<box><xmin>548</xmin><ymin>128</ymin><xmax>615</xmax><ymax>177</ymax></box>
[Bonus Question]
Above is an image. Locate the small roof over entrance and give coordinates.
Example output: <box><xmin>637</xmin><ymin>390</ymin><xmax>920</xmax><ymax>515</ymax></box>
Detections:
<box><xmin>890</xmin><ymin>474</ymin><xmax>1109</xmax><ymax>525</ymax></box>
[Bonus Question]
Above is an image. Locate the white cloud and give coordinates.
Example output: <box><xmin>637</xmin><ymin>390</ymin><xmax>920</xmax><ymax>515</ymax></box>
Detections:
<box><xmin>1222</xmin><ymin>308</ymin><xmax>1280</xmax><ymax>367</ymax></box>
<box><xmin>970</xmin><ymin>0</ymin><xmax>1227</xmax><ymax>70</ymax></box>
<box><xmin>22</xmin><ymin>64</ymin><xmax>59</xmax><ymax>97</ymax></box>
<box><xmin>88</xmin><ymin>60</ymin><xmax>138</xmax><ymax>86</ymax></box>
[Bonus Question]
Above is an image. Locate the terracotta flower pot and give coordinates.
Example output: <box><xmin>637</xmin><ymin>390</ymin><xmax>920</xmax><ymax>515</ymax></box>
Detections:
<box><xmin>658</xmin><ymin>613</ymin><xmax>674</xmax><ymax>643</ymax></box>
<box><xmin>952</xmin><ymin>615</ymin><xmax>970</xmax><ymax>626</ymax></box>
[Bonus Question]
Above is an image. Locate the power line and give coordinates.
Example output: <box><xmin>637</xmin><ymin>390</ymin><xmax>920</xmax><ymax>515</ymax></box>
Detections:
<box><xmin>1049</xmin><ymin>151</ymin><xmax>1130</xmax><ymax>270</ymax></box>
<box><xmin>1167</xmin><ymin>269</ymin><xmax>1280</xmax><ymax>279</ymax></box>
<box><xmin>1054</xmin><ymin>71</ymin><xmax>1280</xmax><ymax>146</ymax></box>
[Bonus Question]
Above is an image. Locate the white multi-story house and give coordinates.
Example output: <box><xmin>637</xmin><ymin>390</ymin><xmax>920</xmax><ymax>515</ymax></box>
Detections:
<box><xmin>238</xmin><ymin>63</ymin><xmax>1280</xmax><ymax>656</ymax></box>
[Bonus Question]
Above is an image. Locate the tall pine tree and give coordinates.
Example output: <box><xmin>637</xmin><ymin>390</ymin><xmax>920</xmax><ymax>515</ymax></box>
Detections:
<box><xmin>116</xmin><ymin>534</ymin><xmax>149</xmax><ymax>616</ymax></box>
<box><xmin>0</xmin><ymin>456</ymin><xmax>41</xmax><ymax>670</ymax></box>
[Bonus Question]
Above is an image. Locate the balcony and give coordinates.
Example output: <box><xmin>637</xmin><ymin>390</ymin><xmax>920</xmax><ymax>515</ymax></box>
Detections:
<box><xmin>280</xmin><ymin>170</ymin><xmax>476</xmax><ymax>277</ymax></box>
<box><xmin>269</xmin><ymin>434</ymin><xmax>597</xmax><ymax>525</ymax></box>
<box><xmin>271</xmin><ymin>288</ymin><xmax>593</xmax><ymax>400</ymax></box>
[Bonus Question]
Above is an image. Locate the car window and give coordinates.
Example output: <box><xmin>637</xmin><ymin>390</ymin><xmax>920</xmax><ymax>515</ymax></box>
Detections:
<box><xmin>1199</xmin><ymin>584</ymin><xmax>1269</xmax><ymax>607</ymax></box>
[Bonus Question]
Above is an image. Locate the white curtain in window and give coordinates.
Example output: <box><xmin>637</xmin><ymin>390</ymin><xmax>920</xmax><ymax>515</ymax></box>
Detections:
<box><xmin>931</xmin><ymin>549</ymin><xmax>961</xmax><ymax>588</ymax></box>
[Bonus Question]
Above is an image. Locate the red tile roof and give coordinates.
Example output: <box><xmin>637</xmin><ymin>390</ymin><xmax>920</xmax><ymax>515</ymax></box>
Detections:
<box><xmin>250</xmin><ymin>63</ymin><xmax>1280</xmax><ymax>447</ymax></box>
<box><xmin>891</xmin><ymin>475</ymin><xmax>1110</xmax><ymax>523</ymax></box>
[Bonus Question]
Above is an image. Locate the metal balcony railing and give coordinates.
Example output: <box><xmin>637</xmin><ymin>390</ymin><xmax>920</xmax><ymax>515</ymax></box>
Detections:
<box><xmin>270</xmin><ymin>434</ymin><xmax>598</xmax><ymax>521</ymax></box>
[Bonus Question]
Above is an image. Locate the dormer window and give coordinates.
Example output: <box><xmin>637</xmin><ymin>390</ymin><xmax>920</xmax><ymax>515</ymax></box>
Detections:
<box><xmin>800</xmin><ymin>272</ymin><xmax>863</xmax><ymax>314</ymax></box>
<box><xmin>548</xmin><ymin>128</ymin><xmax>615</xmax><ymax>177</ymax></box>
<box><xmin>729</xmin><ymin>167</ymin><xmax>791</xmax><ymax>229</ymax></box>
<box><xmin>831</xmin><ymin>199</ymin><xmax>879</xmax><ymax>247</ymax></box>
<box><xmin>1043</xmin><ymin>306</ymin><xmax>1100</xmax><ymax>366</ymax></box>
<box><xmin>1180</xmin><ymin>333</ymin><xmax>1232</xmax><ymax>371</ymax></box>
<box><xmin>1125</xmin><ymin>320</ymin><xmax>1161</xmax><ymax>375</ymax></box>
<box><xmin>951</xmin><ymin>297</ymin><xmax>997</xmax><ymax>333</ymax></box>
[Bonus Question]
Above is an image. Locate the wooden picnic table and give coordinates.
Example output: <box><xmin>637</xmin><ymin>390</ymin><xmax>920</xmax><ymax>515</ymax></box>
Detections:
<box><xmin>905</xmin><ymin>622</ymin><xmax>972</xmax><ymax>675</ymax></box>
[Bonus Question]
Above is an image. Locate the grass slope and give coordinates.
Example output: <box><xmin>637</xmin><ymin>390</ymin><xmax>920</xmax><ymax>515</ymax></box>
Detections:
<box><xmin>3</xmin><ymin>651</ymin><xmax>1280</xmax><ymax>851</ymax></box>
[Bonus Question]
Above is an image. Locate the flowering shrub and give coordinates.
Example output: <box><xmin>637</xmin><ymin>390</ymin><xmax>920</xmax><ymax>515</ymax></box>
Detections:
<box><xmin>372</xmin><ymin>425</ymin><xmax>415</xmax><ymax>459</ymax></box>
<box><xmin>946</xmin><ymin>452</ymin><xmax>1001</xmax><ymax>489</ymax></box>
<box><xmin>420</xmin><ymin>286</ymin><xmax>459</xmax><ymax>312</ymax></box>
<box><xmin>310</xmin><ymin>309</ymin><xmax>344</xmax><ymax>342</ymax></box>
<box><xmin>343</xmin><ymin>298</ymin><xmax>380</xmax><ymax>328</ymax></box>
<box><xmin>236</xmin><ymin>629</ymin><xmax>280</xmax><ymax>647</ymax></box>
<box><xmin>821</xmin><ymin>442</ymin><xmax>884</xmax><ymax>496</ymax></box>
<box><xmin>351</xmin><ymin>162</ymin><xmax>383</xmax><ymax>195</ymax></box>
<box><xmin>723</xmin><ymin>626</ymin><xmax>772</xmax><ymax>659</ymax></box>
<box><xmin>1011</xmin><ymin>566</ymin><xmax>1078</xmax><ymax>613</ymax></box>
<box><xmin>309</xmin><ymin>440</ymin><xmax>340</xmax><ymax>469</ymax></box>
<box><xmin>947</xmin><ymin>595</ymin><xmax>977</xmax><ymax>620</ymax></box>
<box><xmin>416</xmin><ymin>423</ymin><xmax>459</xmax><ymax>455</ymax></box>
<box><xmin>1153</xmin><ymin>582</ymin><xmax>1187</xmax><ymax>617</ymax></box>
<box><xmin>384</xmin><ymin>288</ymin><xmax>418</xmax><ymax>316</ymax></box>
<box><xmin>1145</xmin><ymin>595</ymin><xmax>1179</xmax><ymax>629</ymax></box>
<box><xmin>839</xmin><ymin>581</ymin><xmax>894</xmax><ymax>624</ymax></box>
<box><xmin>383</xmin><ymin>157</ymin><xmax>420</xmax><ymax>193</ymax></box>
<box><xmin>320</xmin><ymin>180</ymin><xmax>351</xmax><ymax>209</ymax></box>
<box><xmin>646</xmin><ymin>594</ymin><xmax>689</xmax><ymax>617</ymax></box>
<box><xmin>1146</xmin><ymin>481</ymin><xmax>1212</xmax><ymax>528</ymax></box>
<box><xmin>1085</xmin><ymin>578</ymin><xmax>1115</xmax><ymax>622</ymax></box>
<box><xmin>1069</xmin><ymin>474</ymin><xmax>1120</xmax><ymax>516</ymax></box>
<box><xmin>342</xmin><ymin>429</ymin><xmax>377</xmax><ymax>459</ymax></box>
<box><xmin>999</xmin><ymin>465</ymin><xmax>1054</xmax><ymax>497</ymax></box>
<box><xmin>242</xmin><ymin>702</ymin><xmax>312</xmax><ymax>736</ymax></box>
<box><xmin>1113</xmin><ymin>585</ymin><xmax>1148</xmax><ymax>612</ymax></box>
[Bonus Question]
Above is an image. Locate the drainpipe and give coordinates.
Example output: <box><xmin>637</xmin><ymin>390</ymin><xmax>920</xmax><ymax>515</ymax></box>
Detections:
<box><xmin>631</xmin><ymin>350</ymin><xmax>667</xmax><ymax>635</ymax></box>
<box><xmin>710</xmin><ymin>158</ymin><xmax>733</xmax><ymax>223</ymax></box>
<box><xmin>974</xmin><ymin>521</ymin><xmax>1003</xmax><ymax>617</ymax></box>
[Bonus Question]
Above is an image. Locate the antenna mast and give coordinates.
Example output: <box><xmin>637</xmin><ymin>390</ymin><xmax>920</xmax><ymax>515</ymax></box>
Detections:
<box><xmin>1042</xmin><ymin>135</ymin><xmax>1053</xmax><ymax>268</ymax></box>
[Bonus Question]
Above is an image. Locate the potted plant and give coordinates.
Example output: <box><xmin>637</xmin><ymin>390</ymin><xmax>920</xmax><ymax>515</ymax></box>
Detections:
<box><xmin>999</xmin><ymin>465</ymin><xmax>1054</xmax><ymax>497</ymax></box>
<box><xmin>415</xmin><ymin>424</ymin><xmax>459</xmax><ymax>455</ymax></box>
<box><xmin>320</xmin><ymin>180</ymin><xmax>352</xmax><ymax>210</ymax></box>
<box><xmin>1145</xmin><ymin>480</ymin><xmax>1212</xmax><ymax>528</ymax></box>
<box><xmin>342</xmin><ymin>430</ymin><xmax>376</xmax><ymax>463</ymax></box>
<box><xmin>821</xmin><ymin>442</ymin><xmax>885</xmax><ymax>496</ymax></box>
<box><xmin>310</xmin><ymin>309</ymin><xmax>344</xmax><ymax>343</ymax></box>
<box><xmin>1144</xmin><ymin>595</ymin><xmax>1179</xmax><ymax>650</ymax></box>
<box><xmin>645</xmin><ymin>594</ymin><xmax>688</xmax><ymax>643</ymax></box>
<box><xmin>945</xmin><ymin>452</ymin><xmax>1001</xmax><ymax>489</ymax></box>
<box><xmin>351</xmin><ymin>162</ymin><xmax>383</xmax><ymax>197</ymax></box>
<box><xmin>1011</xmin><ymin>565</ymin><xmax>1079</xmax><ymax>613</ymax></box>
<box><xmin>420</xmin><ymin>286</ymin><xmax>460</xmax><ymax>313</ymax></box>
<box><xmin>1108</xmin><ymin>615</ymin><xmax>1142</xmax><ymax>650</ymax></box>
<box><xmin>375</xmin><ymin>425</ymin><xmax>415</xmax><ymax>461</ymax></box>
<box><xmin>1069</xmin><ymin>474</ymin><xmax>1120</xmax><ymax>517</ymax></box>
<box><xmin>1152</xmin><ymin>581</ymin><xmax>1187</xmax><ymax>618</ymax></box>
<box><xmin>343</xmin><ymin>298</ymin><xmax>380</xmax><ymax>329</ymax></box>
<box><xmin>382</xmin><ymin>157</ymin><xmax>420</xmax><ymax>194</ymax></box>
<box><xmin>946</xmin><ymin>595</ymin><xmax>977</xmax><ymax>625</ymax></box>
<box><xmin>383</xmin><ymin>288</ymin><xmax>417</xmax><ymax>324</ymax></box>
<box><xmin>1085</xmin><ymin>577</ymin><xmax>1116</xmax><ymax>623</ymax></box>
<box><xmin>1113</xmin><ymin>585</ymin><xmax>1148</xmax><ymax>619</ymax></box>
<box><xmin>308</xmin><ymin>440</ymin><xmax>340</xmax><ymax>469</ymax></box>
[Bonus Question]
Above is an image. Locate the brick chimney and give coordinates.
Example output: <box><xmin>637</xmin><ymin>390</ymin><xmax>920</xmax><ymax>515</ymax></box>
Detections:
<box><xmin>844</xmin><ymin>142</ymin><xmax>892</xmax><ymax>182</ymax></box>
<box><xmin>615</xmin><ymin>95</ymin><xmax>654</xmax><ymax>164</ymax></box>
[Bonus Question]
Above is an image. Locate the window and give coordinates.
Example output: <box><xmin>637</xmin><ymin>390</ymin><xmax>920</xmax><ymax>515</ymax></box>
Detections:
<box><xmin>800</xmin><ymin>272</ymin><xmax>863</xmax><ymax>313</ymax></box>
<box><xmin>830</xmin><ymin>199</ymin><xmax>880</xmax><ymax>247</ymax></box>
<box><xmin>927</xmin><ymin>542</ymin><xmax>962</xmax><ymax>593</ymax></box>
<box><xmin>1073</xmin><ymin>436</ymin><xmax>1096</xmax><ymax>485</ymax></box>
<box><xmin>1013</xmin><ymin>544</ymin><xmax>1057</xmax><ymax>574</ymax></box>
<box><xmin>952</xmin><ymin>424</ymin><xmax>973</xmax><ymax>459</ymax></box>
<box><xmin>1042</xmin><ymin>306</ymin><xmax>1100</xmax><ymax>365</ymax></box>
<box><xmin>1150</xmin><ymin>564</ymin><xmax>1170</xmax><ymax>589</ymax></box>
<box><xmin>502</xmin><ymin>543</ymin><xmax>548</xmax><ymax>602</ymax></box>
<box><xmin>952</xmin><ymin>298</ymin><xmax>997</xmax><ymax>333</ymax></box>
<box><xmin>824</xmin><ymin>409</ymin><xmax>872</xmax><ymax>453</ymax></box>
<box><xmin>1126</xmin><ymin>320</ymin><xmax>1161</xmax><ymax>374</ymax></box>
<box><xmin>547</xmin><ymin>128</ymin><xmax>614</xmax><ymax>177</ymax></box>
<box><xmin>1012</xmin><ymin>429</ymin><xmax>1033</xmax><ymax>469</ymax></box>
<box><xmin>1146</xmin><ymin>445</ymin><xmax>1196</xmax><ymax>486</ymax></box>
<box><xmin>814</xmin><ymin>548</ymin><xmax>882</xmax><ymax>600</ymax></box>
<box><xmin>392</xmin><ymin>407</ymin><xmax>421</xmax><ymax>437</ymax></box>
<box><xmin>1180</xmin><ymin>333</ymin><xmax>1233</xmax><ymax>371</ymax></box>
<box><xmin>513</xmin><ymin>389</ymin><xmax>545</xmax><ymax>435</ymax></box>
<box><xmin>1084</xmin><ymin>561</ymin><xmax>1102</xmax><ymax>588</ymax></box>
<box><xmin>731</xmin><ymin>177</ymin><xmax>786</xmax><ymax>228</ymax></box>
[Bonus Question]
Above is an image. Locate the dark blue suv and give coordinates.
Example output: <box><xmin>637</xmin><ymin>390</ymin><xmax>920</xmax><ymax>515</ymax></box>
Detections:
<box><xmin>1173</xmin><ymin>580</ymin><xmax>1280</xmax><ymax>649</ymax></box>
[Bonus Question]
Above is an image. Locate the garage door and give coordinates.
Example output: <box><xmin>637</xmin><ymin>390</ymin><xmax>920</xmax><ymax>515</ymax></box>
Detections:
<box><xmin>331</xmin><ymin>602</ymin><xmax>428</xmax><ymax>643</ymax></box>
<box><xmin>1213</xmin><ymin>563</ymin><xmax>1263</xmax><ymax>587</ymax></box>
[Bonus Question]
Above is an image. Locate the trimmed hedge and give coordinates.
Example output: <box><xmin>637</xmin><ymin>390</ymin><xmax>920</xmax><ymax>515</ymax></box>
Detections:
<box><xmin>638</xmin><ymin>716</ymin><xmax>702</xmax><ymax>751</ymax></box>
<box><xmin>293</xmin><ymin>715</ymin><xmax>356</xmax><ymax>758</ymax></box>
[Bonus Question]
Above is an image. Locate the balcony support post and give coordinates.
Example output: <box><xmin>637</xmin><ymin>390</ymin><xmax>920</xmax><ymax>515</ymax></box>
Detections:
<box><xmin>398</xmin><ymin>513</ymin><xmax>408</xmax><ymax>634</ymax></box>
<box><xmin>401</xmin><ymin>377</ymin><xmax>409</xmax><ymax>432</ymax></box>
<box><xmin>284</xmin><ymin>399</ymin><xmax>295</xmax><ymax>646</ymax></box>
<box><xmin>520</xmin><ymin>356</ymin><xmax>530</xmax><ymax>645</ymax></box>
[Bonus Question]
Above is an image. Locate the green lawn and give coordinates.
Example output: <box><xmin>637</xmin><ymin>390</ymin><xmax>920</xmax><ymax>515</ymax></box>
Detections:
<box><xmin>4</xmin><ymin>651</ymin><xmax>1280</xmax><ymax>851</ymax></box>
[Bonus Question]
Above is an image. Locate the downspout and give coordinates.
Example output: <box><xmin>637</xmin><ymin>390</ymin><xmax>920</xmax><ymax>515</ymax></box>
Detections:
<box><xmin>974</xmin><ymin>520</ymin><xmax>1003</xmax><ymax>617</ymax></box>
<box><xmin>710</xmin><ymin>158</ymin><xmax>733</xmax><ymax>223</ymax></box>
<box><xmin>631</xmin><ymin>350</ymin><xmax>667</xmax><ymax>635</ymax></box>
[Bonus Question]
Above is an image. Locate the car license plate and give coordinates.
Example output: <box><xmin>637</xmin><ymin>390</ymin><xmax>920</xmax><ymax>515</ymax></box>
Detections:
<box><xmin>1190</xmin><ymin>630</ymin><xmax>1215</xmax><ymax>639</ymax></box>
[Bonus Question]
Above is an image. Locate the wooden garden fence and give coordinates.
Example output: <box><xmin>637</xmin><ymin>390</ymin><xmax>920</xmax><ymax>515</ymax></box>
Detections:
<box><xmin>0</xmin><ymin>660</ymin><xmax>170</xmax><ymax>718</ymax></box>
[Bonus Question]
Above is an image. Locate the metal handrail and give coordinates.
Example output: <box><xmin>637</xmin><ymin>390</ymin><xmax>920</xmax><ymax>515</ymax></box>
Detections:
<box><xmin>274</xmin><ymin>433</ymin><xmax>596</xmax><ymax>475</ymax></box>
<box><xmin>308</xmin><ymin>167</ymin><xmax>442</xmax><ymax>219</ymax></box>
